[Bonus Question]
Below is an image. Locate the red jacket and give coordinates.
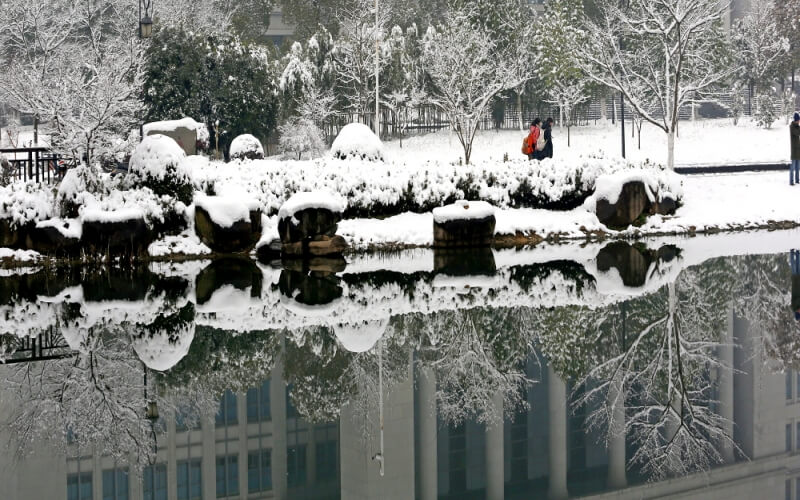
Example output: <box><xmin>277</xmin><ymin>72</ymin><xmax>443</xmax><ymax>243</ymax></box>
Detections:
<box><xmin>525</xmin><ymin>128</ymin><xmax>540</xmax><ymax>155</ymax></box>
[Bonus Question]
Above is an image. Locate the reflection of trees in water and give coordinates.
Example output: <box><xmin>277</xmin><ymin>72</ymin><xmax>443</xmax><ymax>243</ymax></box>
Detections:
<box><xmin>416</xmin><ymin>307</ymin><xmax>534</xmax><ymax>425</ymax></box>
<box><xmin>570</xmin><ymin>258</ymin><xmax>738</xmax><ymax>480</ymax></box>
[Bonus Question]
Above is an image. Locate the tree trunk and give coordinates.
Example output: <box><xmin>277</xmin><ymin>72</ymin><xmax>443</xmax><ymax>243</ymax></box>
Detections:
<box><xmin>567</xmin><ymin>125</ymin><xmax>571</xmax><ymax>147</ymax></box>
<box><xmin>667</xmin><ymin>129</ymin><xmax>675</xmax><ymax>170</ymax></box>
<box><xmin>517</xmin><ymin>91</ymin><xmax>524</xmax><ymax>131</ymax></box>
<box><xmin>600</xmin><ymin>94</ymin><xmax>608</xmax><ymax>122</ymax></box>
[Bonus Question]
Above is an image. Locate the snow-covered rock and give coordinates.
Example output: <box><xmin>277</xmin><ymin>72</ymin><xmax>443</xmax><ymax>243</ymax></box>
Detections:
<box><xmin>80</xmin><ymin>210</ymin><xmax>153</xmax><ymax>257</ymax></box>
<box><xmin>143</xmin><ymin>117</ymin><xmax>203</xmax><ymax>155</ymax></box>
<box><xmin>194</xmin><ymin>194</ymin><xmax>262</xmax><ymax>253</ymax></box>
<box><xmin>277</xmin><ymin>192</ymin><xmax>348</xmax><ymax>257</ymax></box>
<box><xmin>330</xmin><ymin>123</ymin><xmax>384</xmax><ymax>161</ymax></box>
<box><xmin>229</xmin><ymin>134</ymin><xmax>265</xmax><ymax>161</ymax></box>
<box><xmin>591</xmin><ymin>169</ymin><xmax>682</xmax><ymax>228</ymax></box>
<box><xmin>433</xmin><ymin>200</ymin><xmax>496</xmax><ymax>248</ymax></box>
<box><xmin>26</xmin><ymin>218</ymin><xmax>82</xmax><ymax>255</ymax></box>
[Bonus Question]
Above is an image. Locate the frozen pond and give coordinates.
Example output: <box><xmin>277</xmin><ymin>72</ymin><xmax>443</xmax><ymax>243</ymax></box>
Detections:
<box><xmin>2</xmin><ymin>231</ymin><xmax>800</xmax><ymax>500</ymax></box>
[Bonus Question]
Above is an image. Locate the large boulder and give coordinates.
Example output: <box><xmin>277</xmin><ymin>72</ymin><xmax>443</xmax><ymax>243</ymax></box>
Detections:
<box><xmin>595</xmin><ymin>181</ymin><xmax>649</xmax><ymax>228</ymax></box>
<box><xmin>229</xmin><ymin>134</ymin><xmax>265</xmax><ymax>161</ymax></box>
<box><xmin>433</xmin><ymin>200</ymin><xmax>496</xmax><ymax>248</ymax></box>
<box><xmin>143</xmin><ymin>117</ymin><xmax>201</xmax><ymax>156</ymax></box>
<box><xmin>80</xmin><ymin>209</ymin><xmax>153</xmax><ymax>257</ymax></box>
<box><xmin>194</xmin><ymin>195</ymin><xmax>262</xmax><ymax>253</ymax></box>
<box><xmin>595</xmin><ymin>241</ymin><xmax>652</xmax><ymax>287</ymax></box>
<box><xmin>25</xmin><ymin>219</ymin><xmax>81</xmax><ymax>256</ymax></box>
<box><xmin>0</xmin><ymin>218</ymin><xmax>26</xmax><ymax>248</ymax></box>
<box><xmin>434</xmin><ymin>247</ymin><xmax>497</xmax><ymax>276</ymax></box>
<box><xmin>278</xmin><ymin>192</ymin><xmax>348</xmax><ymax>258</ymax></box>
<box><xmin>279</xmin><ymin>269</ymin><xmax>343</xmax><ymax>307</ymax></box>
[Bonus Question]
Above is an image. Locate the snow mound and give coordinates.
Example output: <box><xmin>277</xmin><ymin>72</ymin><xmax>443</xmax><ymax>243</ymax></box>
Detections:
<box><xmin>334</xmin><ymin>318</ymin><xmax>388</xmax><ymax>353</ymax></box>
<box><xmin>433</xmin><ymin>200</ymin><xmax>495</xmax><ymax>224</ymax></box>
<box><xmin>229</xmin><ymin>134</ymin><xmax>264</xmax><ymax>160</ymax></box>
<box><xmin>195</xmin><ymin>193</ymin><xmax>260</xmax><ymax>228</ymax></box>
<box><xmin>593</xmin><ymin>169</ymin><xmax>683</xmax><ymax>205</ymax></box>
<box><xmin>132</xmin><ymin>322</ymin><xmax>195</xmax><ymax>372</ymax></box>
<box><xmin>129</xmin><ymin>134</ymin><xmax>188</xmax><ymax>181</ymax></box>
<box><xmin>278</xmin><ymin>191</ymin><xmax>346</xmax><ymax>220</ymax></box>
<box><xmin>81</xmin><ymin>207</ymin><xmax>145</xmax><ymax>224</ymax></box>
<box><xmin>331</xmin><ymin>123</ymin><xmax>384</xmax><ymax>161</ymax></box>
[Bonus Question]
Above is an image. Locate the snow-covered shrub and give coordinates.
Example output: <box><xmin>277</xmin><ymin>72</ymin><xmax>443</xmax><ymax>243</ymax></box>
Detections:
<box><xmin>128</xmin><ymin>134</ymin><xmax>193</xmax><ymax>204</ymax></box>
<box><xmin>196</xmin><ymin>122</ymin><xmax>210</xmax><ymax>152</ymax></box>
<box><xmin>754</xmin><ymin>92</ymin><xmax>778</xmax><ymax>129</ymax></box>
<box><xmin>278</xmin><ymin>117</ymin><xmax>326</xmax><ymax>160</ymax></box>
<box><xmin>56</xmin><ymin>165</ymin><xmax>105</xmax><ymax>218</ymax></box>
<box><xmin>330</xmin><ymin>123</ymin><xmax>384</xmax><ymax>161</ymax></box>
<box><xmin>229</xmin><ymin>134</ymin><xmax>264</xmax><ymax>161</ymax></box>
<box><xmin>0</xmin><ymin>154</ymin><xmax>12</xmax><ymax>187</ymax></box>
<box><xmin>0</xmin><ymin>182</ymin><xmax>54</xmax><ymax>227</ymax></box>
<box><xmin>189</xmin><ymin>154</ymin><xmax>679</xmax><ymax>219</ymax></box>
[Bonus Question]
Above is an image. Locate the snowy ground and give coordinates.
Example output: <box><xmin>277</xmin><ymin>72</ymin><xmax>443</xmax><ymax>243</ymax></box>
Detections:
<box><xmin>382</xmin><ymin>118</ymin><xmax>792</xmax><ymax>167</ymax></box>
<box><xmin>336</xmin><ymin>171</ymin><xmax>800</xmax><ymax>249</ymax></box>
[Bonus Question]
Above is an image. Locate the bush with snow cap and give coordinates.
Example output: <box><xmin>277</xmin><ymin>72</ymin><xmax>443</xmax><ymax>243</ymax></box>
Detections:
<box><xmin>56</xmin><ymin>164</ymin><xmax>104</xmax><ymax>218</ymax></box>
<box><xmin>128</xmin><ymin>134</ymin><xmax>193</xmax><ymax>204</ymax></box>
<box><xmin>229</xmin><ymin>134</ymin><xmax>265</xmax><ymax>161</ymax></box>
<box><xmin>331</xmin><ymin>123</ymin><xmax>384</xmax><ymax>162</ymax></box>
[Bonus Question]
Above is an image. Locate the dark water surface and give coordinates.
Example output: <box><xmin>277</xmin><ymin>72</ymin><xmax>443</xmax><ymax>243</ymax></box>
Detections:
<box><xmin>3</xmin><ymin>232</ymin><xmax>800</xmax><ymax>500</ymax></box>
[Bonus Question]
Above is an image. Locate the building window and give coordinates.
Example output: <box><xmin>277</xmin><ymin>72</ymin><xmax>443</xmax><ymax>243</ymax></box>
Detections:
<box><xmin>67</xmin><ymin>472</ymin><xmax>92</xmax><ymax>500</ymax></box>
<box><xmin>287</xmin><ymin>445</ymin><xmax>307</xmax><ymax>487</ymax></box>
<box><xmin>215</xmin><ymin>390</ymin><xmax>238</xmax><ymax>427</ymax></box>
<box><xmin>216</xmin><ymin>454</ymin><xmax>239</xmax><ymax>497</ymax></box>
<box><xmin>143</xmin><ymin>464</ymin><xmax>167</xmax><ymax>500</ymax></box>
<box><xmin>102</xmin><ymin>468</ymin><xmax>128</xmax><ymax>500</ymax></box>
<box><xmin>786</xmin><ymin>478</ymin><xmax>792</xmax><ymax>500</ymax></box>
<box><xmin>787</xmin><ymin>423</ymin><xmax>793</xmax><ymax>453</ymax></box>
<box><xmin>247</xmin><ymin>379</ymin><xmax>271</xmax><ymax>423</ymax></box>
<box><xmin>177</xmin><ymin>459</ymin><xmax>202</xmax><ymax>500</ymax></box>
<box><xmin>510</xmin><ymin>414</ymin><xmax>528</xmax><ymax>482</ymax></box>
<box><xmin>316</xmin><ymin>440</ymin><xmax>337</xmax><ymax>482</ymax></box>
<box><xmin>176</xmin><ymin>406</ymin><xmax>200</xmax><ymax>432</ymax></box>
<box><xmin>248</xmin><ymin>449</ymin><xmax>272</xmax><ymax>493</ymax></box>
<box><xmin>788</xmin><ymin>372</ymin><xmax>794</xmax><ymax>401</ymax></box>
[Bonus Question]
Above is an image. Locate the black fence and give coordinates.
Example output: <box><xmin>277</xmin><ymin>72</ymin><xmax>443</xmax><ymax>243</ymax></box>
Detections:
<box><xmin>1</xmin><ymin>147</ymin><xmax>66</xmax><ymax>183</ymax></box>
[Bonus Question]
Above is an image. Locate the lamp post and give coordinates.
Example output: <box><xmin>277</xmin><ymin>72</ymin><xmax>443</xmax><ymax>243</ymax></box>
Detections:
<box><xmin>374</xmin><ymin>0</ymin><xmax>380</xmax><ymax>138</ymax></box>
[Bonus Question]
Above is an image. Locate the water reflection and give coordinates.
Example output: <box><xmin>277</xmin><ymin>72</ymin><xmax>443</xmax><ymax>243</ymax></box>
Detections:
<box><xmin>2</xmin><ymin>236</ymin><xmax>800</xmax><ymax>499</ymax></box>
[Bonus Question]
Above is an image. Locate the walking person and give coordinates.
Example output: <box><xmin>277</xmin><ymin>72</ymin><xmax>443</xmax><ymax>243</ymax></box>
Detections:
<box><xmin>792</xmin><ymin>112</ymin><xmax>800</xmax><ymax>185</ymax></box>
<box><xmin>524</xmin><ymin>119</ymin><xmax>542</xmax><ymax>161</ymax></box>
<box><xmin>540</xmin><ymin>117</ymin><xmax>554</xmax><ymax>160</ymax></box>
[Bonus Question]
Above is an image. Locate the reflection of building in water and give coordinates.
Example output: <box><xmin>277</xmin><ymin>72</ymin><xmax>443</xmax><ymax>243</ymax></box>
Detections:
<box><xmin>4</xmin><ymin>311</ymin><xmax>800</xmax><ymax>499</ymax></box>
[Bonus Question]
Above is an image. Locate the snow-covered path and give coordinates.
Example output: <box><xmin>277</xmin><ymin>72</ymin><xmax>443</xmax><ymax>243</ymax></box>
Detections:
<box><xmin>337</xmin><ymin>172</ymin><xmax>800</xmax><ymax>248</ymax></box>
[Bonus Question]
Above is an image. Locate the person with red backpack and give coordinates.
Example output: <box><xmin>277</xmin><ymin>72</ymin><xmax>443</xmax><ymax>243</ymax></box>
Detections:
<box><xmin>522</xmin><ymin>118</ymin><xmax>542</xmax><ymax>160</ymax></box>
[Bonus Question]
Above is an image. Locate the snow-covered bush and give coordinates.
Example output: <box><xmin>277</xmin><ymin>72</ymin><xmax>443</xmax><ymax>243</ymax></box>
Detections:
<box><xmin>0</xmin><ymin>182</ymin><xmax>54</xmax><ymax>227</ymax></box>
<box><xmin>0</xmin><ymin>154</ymin><xmax>12</xmax><ymax>187</ymax></box>
<box><xmin>56</xmin><ymin>165</ymin><xmax>105</xmax><ymax>218</ymax></box>
<box><xmin>754</xmin><ymin>92</ymin><xmax>778</xmax><ymax>129</ymax></box>
<box><xmin>330</xmin><ymin>123</ymin><xmax>384</xmax><ymax>161</ymax></box>
<box><xmin>128</xmin><ymin>134</ymin><xmax>193</xmax><ymax>204</ymax></box>
<box><xmin>278</xmin><ymin>117</ymin><xmax>326</xmax><ymax>160</ymax></box>
<box><xmin>190</xmin><ymin>154</ymin><xmax>679</xmax><ymax>219</ymax></box>
<box><xmin>229</xmin><ymin>134</ymin><xmax>264</xmax><ymax>161</ymax></box>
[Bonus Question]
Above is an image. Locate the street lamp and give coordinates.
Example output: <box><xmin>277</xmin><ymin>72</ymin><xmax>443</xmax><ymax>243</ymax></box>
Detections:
<box><xmin>139</xmin><ymin>0</ymin><xmax>153</xmax><ymax>39</ymax></box>
<box><xmin>374</xmin><ymin>0</ymin><xmax>380</xmax><ymax>138</ymax></box>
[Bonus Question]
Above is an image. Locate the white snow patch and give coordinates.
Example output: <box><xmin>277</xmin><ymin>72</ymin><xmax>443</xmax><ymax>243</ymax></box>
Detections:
<box><xmin>36</xmin><ymin>218</ymin><xmax>82</xmax><ymax>239</ymax></box>
<box><xmin>129</xmin><ymin>134</ymin><xmax>188</xmax><ymax>181</ymax></box>
<box><xmin>148</xmin><ymin>230</ymin><xmax>212</xmax><ymax>257</ymax></box>
<box><xmin>334</xmin><ymin>318</ymin><xmax>388</xmax><ymax>353</ymax></box>
<box><xmin>132</xmin><ymin>322</ymin><xmax>195</xmax><ymax>372</ymax></box>
<box><xmin>0</xmin><ymin>248</ymin><xmax>42</xmax><ymax>262</ymax></box>
<box><xmin>195</xmin><ymin>193</ymin><xmax>259</xmax><ymax>228</ymax></box>
<box><xmin>143</xmin><ymin>117</ymin><xmax>203</xmax><ymax>135</ymax></box>
<box><xmin>81</xmin><ymin>208</ymin><xmax>144</xmax><ymax>224</ymax></box>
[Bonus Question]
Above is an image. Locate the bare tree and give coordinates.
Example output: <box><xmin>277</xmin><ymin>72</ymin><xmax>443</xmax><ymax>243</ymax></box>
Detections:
<box><xmin>578</xmin><ymin>0</ymin><xmax>734</xmax><ymax>169</ymax></box>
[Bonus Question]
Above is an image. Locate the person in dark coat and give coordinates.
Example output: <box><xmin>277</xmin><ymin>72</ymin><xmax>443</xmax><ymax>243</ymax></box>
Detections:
<box><xmin>540</xmin><ymin>117</ymin><xmax>554</xmax><ymax>160</ymax></box>
<box><xmin>791</xmin><ymin>112</ymin><xmax>800</xmax><ymax>185</ymax></box>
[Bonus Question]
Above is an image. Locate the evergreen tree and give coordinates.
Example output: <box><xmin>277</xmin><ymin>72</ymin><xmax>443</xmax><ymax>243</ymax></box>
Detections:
<box><xmin>143</xmin><ymin>27</ymin><xmax>280</xmax><ymax>158</ymax></box>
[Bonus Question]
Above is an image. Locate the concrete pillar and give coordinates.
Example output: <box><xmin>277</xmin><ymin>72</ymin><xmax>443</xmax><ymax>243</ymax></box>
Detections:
<box><xmin>201</xmin><ymin>413</ymin><xmax>216</xmax><ymax>500</ymax></box>
<box><xmin>485</xmin><ymin>391</ymin><xmax>505</xmax><ymax>500</ymax></box>
<box><xmin>167</xmin><ymin>414</ymin><xmax>177</xmax><ymax>500</ymax></box>
<box><xmin>129</xmin><ymin>452</ymin><xmax>142</xmax><ymax>500</ymax></box>
<box><xmin>719</xmin><ymin>307</ymin><xmax>735</xmax><ymax>464</ymax></box>
<box><xmin>92</xmin><ymin>448</ymin><xmax>102</xmax><ymax>500</ymax></box>
<box><xmin>418</xmin><ymin>367</ymin><xmax>438</xmax><ymax>500</ymax></box>
<box><xmin>548</xmin><ymin>365</ymin><xmax>568</xmax><ymax>500</ymax></box>
<box><xmin>271</xmin><ymin>359</ymin><xmax>288</xmax><ymax>500</ymax></box>
<box><xmin>238</xmin><ymin>390</ymin><xmax>248</xmax><ymax>498</ymax></box>
<box><xmin>607</xmin><ymin>375</ymin><xmax>626</xmax><ymax>489</ymax></box>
